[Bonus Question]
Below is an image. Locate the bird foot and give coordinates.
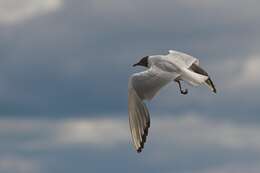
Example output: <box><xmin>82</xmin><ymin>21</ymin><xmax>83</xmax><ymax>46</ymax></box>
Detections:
<box><xmin>180</xmin><ymin>89</ymin><xmax>188</xmax><ymax>95</ymax></box>
<box><xmin>176</xmin><ymin>80</ymin><xmax>188</xmax><ymax>95</ymax></box>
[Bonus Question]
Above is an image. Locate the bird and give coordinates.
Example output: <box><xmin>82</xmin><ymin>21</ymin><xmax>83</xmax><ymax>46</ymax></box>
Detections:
<box><xmin>128</xmin><ymin>50</ymin><xmax>216</xmax><ymax>153</ymax></box>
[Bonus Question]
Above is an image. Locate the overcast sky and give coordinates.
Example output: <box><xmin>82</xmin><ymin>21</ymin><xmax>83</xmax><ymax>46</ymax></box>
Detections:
<box><xmin>0</xmin><ymin>0</ymin><xmax>260</xmax><ymax>173</ymax></box>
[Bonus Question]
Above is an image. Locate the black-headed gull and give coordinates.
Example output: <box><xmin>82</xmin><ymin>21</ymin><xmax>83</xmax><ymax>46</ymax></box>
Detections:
<box><xmin>128</xmin><ymin>50</ymin><xmax>216</xmax><ymax>153</ymax></box>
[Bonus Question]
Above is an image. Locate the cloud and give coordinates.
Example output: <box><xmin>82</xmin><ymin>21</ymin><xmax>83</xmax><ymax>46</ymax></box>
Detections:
<box><xmin>0</xmin><ymin>0</ymin><xmax>259</xmax><ymax>116</ymax></box>
<box><xmin>200</xmin><ymin>162</ymin><xmax>260</xmax><ymax>173</ymax></box>
<box><xmin>53</xmin><ymin>118</ymin><xmax>129</xmax><ymax>147</ymax></box>
<box><xmin>88</xmin><ymin>0</ymin><xmax>260</xmax><ymax>23</ymax></box>
<box><xmin>153</xmin><ymin>115</ymin><xmax>260</xmax><ymax>151</ymax></box>
<box><xmin>0</xmin><ymin>155</ymin><xmax>40</xmax><ymax>173</ymax></box>
<box><xmin>199</xmin><ymin>54</ymin><xmax>260</xmax><ymax>96</ymax></box>
<box><xmin>1</xmin><ymin>115</ymin><xmax>260</xmax><ymax>173</ymax></box>
<box><xmin>200</xmin><ymin>54</ymin><xmax>260</xmax><ymax>91</ymax></box>
<box><xmin>0</xmin><ymin>1</ymin><xmax>259</xmax><ymax>172</ymax></box>
<box><xmin>0</xmin><ymin>0</ymin><xmax>63</xmax><ymax>25</ymax></box>
<box><xmin>230</xmin><ymin>56</ymin><xmax>260</xmax><ymax>89</ymax></box>
<box><xmin>0</xmin><ymin>117</ymin><xmax>129</xmax><ymax>150</ymax></box>
<box><xmin>1</xmin><ymin>114</ymin><xmax>260</xmax><ymax>152</ymax></box>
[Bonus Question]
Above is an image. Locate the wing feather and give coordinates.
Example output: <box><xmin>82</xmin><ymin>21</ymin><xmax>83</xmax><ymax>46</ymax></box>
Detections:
<box><xmin>128</xmin><ymin>67</ymin><xmax>172</xmax><ymax>152</ymax></box>
<box><xmin>128</xmin><ymin>87</ymin><xmax>150</xmax><ymax>152</ymax></box>
<box><xmin>131</xmin><ymin>67</ymin><xmax>173</xmax><ymax>100</ymax></box>
<box><xmin>168</xmin><ymin>50</ymin><xmax>199</xmax><ymax>68</ymax></box>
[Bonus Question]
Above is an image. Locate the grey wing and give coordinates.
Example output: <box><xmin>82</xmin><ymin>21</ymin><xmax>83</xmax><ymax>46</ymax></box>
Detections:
<box><xmin>128</xmin><ymin>68</ymin><xmax>173</xmax><ymax>152</ymax></box>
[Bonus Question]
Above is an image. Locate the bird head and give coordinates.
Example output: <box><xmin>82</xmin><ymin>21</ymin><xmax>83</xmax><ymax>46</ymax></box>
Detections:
<box><xmin>133</xmin><ymin>56</ymin><xmax>149</xmax><ymax>67</ymax></box>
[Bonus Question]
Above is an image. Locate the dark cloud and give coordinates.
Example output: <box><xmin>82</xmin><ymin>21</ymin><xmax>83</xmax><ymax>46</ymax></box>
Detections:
<box><xmin>0</xmin><ymin>1</ymin><xmax>260</xmax><ymax>173</ymax></box>
<box><xmin>0</xmin><ymin>0</ymin><xmax>259</xmax><ymax>117</ymax></box>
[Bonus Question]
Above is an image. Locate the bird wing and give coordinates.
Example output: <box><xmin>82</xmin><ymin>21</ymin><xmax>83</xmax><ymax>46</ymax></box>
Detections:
<box><xmin>168</xmin><ymin>50</ymin><xmax>199</xmax><ymax>69</ymax></box>
<box><xmin>128</xmin><ymin>67</ymin><xmax>173</xmax><ymax>152</ymax></box>
<box><xmin>130</xmin><ymin>66</ymin><xmax>174</xmax><ymax>101</ymax></box>
<box><xmin>189</xmin><ymin>63</ymin><xmax>217</xmax><ymax>93</ymax></box>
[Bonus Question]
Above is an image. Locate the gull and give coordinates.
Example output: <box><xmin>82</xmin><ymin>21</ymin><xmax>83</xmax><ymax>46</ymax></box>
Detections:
<box><xmin>128</xmin><ymin>50</ymin><xmax>216</xmax><ymax>153</ymax></box>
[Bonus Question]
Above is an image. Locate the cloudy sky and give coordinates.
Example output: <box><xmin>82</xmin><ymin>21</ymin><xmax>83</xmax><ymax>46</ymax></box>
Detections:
<box><xmin>0</xmin><ymin>0</ymin><xmax>260</xmax><ymax>172</ymax></box>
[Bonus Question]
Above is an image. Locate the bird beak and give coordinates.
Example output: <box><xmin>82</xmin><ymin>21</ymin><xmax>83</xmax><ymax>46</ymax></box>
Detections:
<box><xmin>132</xmin><ymin>63</ymin><xmax>139</xmax><ymax>67</ymax></box>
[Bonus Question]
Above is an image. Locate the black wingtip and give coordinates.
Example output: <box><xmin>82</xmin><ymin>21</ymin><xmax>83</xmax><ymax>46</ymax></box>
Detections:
<box><xmin>137</xmin><ymin>148</ymin><xmax>142</xmax><ymax>153</ymax></box>
<box><xmin>206</xmin><ymin>78</ymin><xmax>217</xmax><ymax>94</ymax></box>
<box><xmin>136</xmin><ymin>121</ymin><xmax>150</xmax><ymax>153</ymax></box>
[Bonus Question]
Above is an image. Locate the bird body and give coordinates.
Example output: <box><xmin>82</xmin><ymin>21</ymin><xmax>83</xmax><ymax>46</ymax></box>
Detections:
<box><xmin>148</xmin><ymin>51</ymin><xmax>209</xmax><ymax>86</ymax></box>
<box><xmin>128</xmin><ymin>50</ymin><xmax>216</xmax><ymax>153</ymax></box>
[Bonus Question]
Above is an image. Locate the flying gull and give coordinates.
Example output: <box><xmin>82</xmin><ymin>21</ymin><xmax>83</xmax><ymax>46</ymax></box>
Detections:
<box><xmin>128</xmin><ymin>50</ymin><xmax>216</xmax><ymax>153</ymax></box>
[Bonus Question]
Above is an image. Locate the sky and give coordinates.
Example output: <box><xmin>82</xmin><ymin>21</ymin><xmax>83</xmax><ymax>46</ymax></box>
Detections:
<box><xmin>0</xmin><ymin>0</ymin><xmax>260</xmax><ymax>172</ymax></box>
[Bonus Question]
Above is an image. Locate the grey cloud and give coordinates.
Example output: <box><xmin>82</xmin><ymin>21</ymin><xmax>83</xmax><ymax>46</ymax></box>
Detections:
<box><xmin>0</xmin><ymin>1</ymin><xmax>259</xmax><ymax>173</ymax></box>
<box><xmin>0</xmin><ymin>155</ymin><xmax>40</xmax><ymax>173</ymax></box>
<box><xmin>0</xmin><ymin>0</ymin><xmax>259</xmax><ymax>116</ymax></box>
<box><xmin>2</xmin><ymin>115</ymin><xmax>260</xmax><ymax>153</ymax></box>
<box><xmin>1</xmin><ymin>115</ymin><xmax>260</xmax><ymax>173</ymax></box>
<box><xmin>0</xmin><ymin>0</ymin><xmax>63</xmax><ymax>25</ymax></box>
<box><xmin>199</xmin><ymin>162</ymin><xmax>260</xmax><ymax>173</ymax></box>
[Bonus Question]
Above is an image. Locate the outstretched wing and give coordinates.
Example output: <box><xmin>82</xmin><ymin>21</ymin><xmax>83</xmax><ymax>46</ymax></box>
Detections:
<box><xmin>128</xmin><ymin>67</ymin><xmax>173</xmax><ymax>152</ymax></box>
<box><xmin>128</xmin><ymin>86</ymin><xmax>150</xmax><ymax>153</ymax></box>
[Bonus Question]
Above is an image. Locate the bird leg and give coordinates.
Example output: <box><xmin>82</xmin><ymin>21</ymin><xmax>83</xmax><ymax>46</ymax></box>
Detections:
<box><xmin>176</xmin><ymin>80</ymin><xmax>188</xmax><ymax>95</ymax></box>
